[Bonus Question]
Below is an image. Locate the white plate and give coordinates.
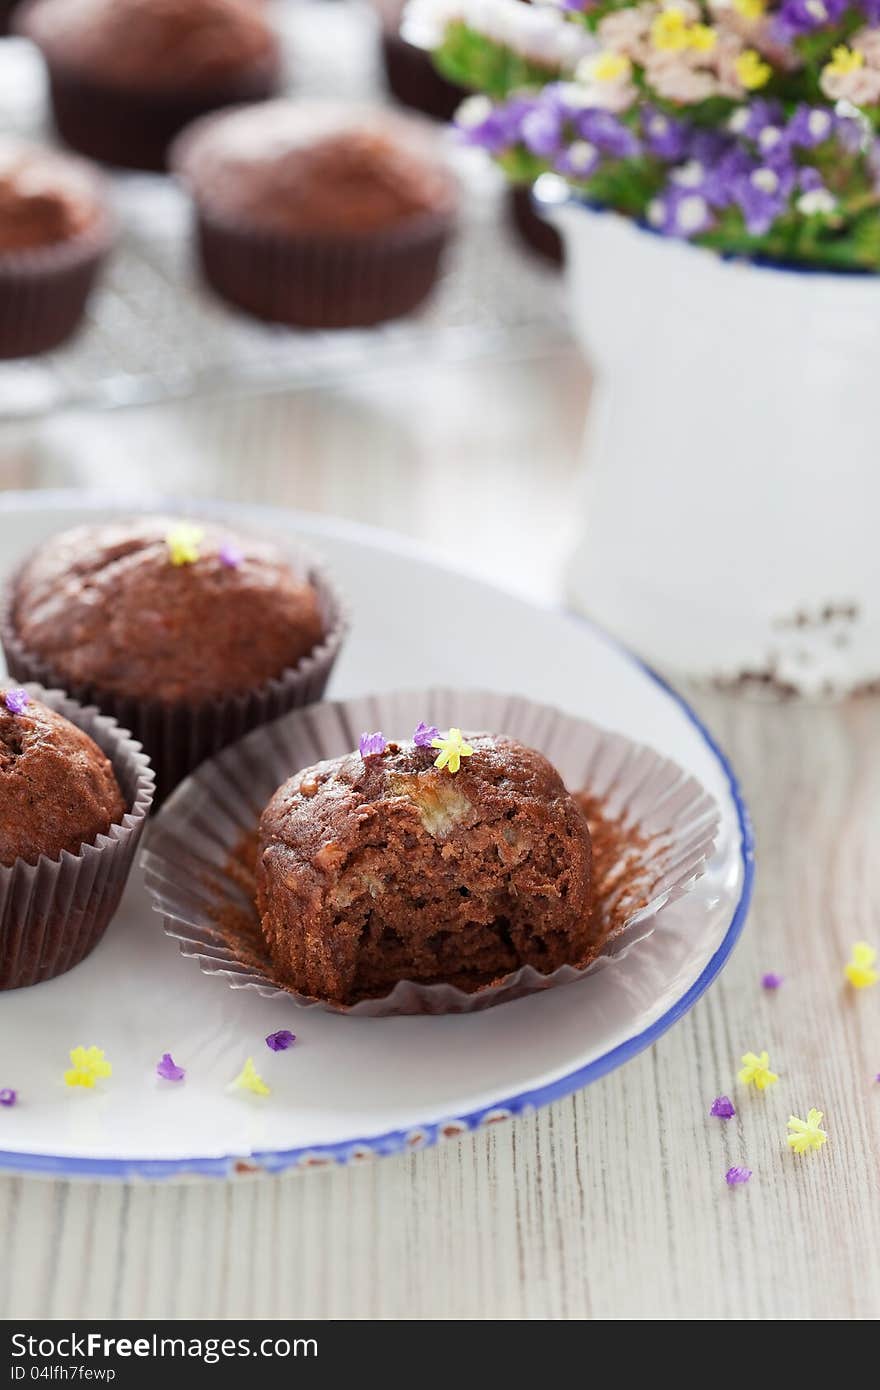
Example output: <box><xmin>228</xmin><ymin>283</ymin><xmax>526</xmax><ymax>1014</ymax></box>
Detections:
<box><xmin>0</xmin><ymin>493</ymin><xmax>753</xmax><ymax>1179</ymax></box>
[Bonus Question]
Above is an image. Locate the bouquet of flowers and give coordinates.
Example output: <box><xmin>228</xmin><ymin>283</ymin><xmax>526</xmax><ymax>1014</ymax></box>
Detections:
<box><xmin>403</xmin><ymin>0</ymin><xmax>880</xmax><ymax>268</ymax></box>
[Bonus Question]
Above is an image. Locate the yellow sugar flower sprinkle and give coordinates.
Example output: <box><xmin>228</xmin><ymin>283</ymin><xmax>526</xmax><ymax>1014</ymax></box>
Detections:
<box><xmin>64</xmin><ymin>1046</ymin><xmax>112</xmax><ymax>1089</ymax></box>
<box><xmin>738</xmin><ymin>1050</ymin><xmax>778</xmax><ymax>1090</ymax></box>
<box><xmin>230</xmin><ymin>1057</ymin><xmax>270</xmax><ymax>1097</ymax></box>
<box><xmin>651</xmin><ymin>8</ymin><xmax>690</xmax><ymax>50</ymax></box>
<box><xmin>688</xmin><ymin>23</ymin><xmax>718</xmax><ymax>52</ymax></box>
<box><xmin>431</xmin><ymin>728</ymin><xmax>475</xmax><ymax>775</ymax></box>
<box><xmin>844</xmin><ymin>941</ymin><xmax>878</xmax><ymax>989</ymax></box>
<box><xmin>165</xmin><ymin>522</ymin><xmax>204</xmax><ymax>567</ymax></box>
<box><xmin>824</xmin><ymin>44</ymin><xmax>864</xmax><ymax>78</ymax></box>
<box><xmin>787</xmin><ymin>1108</ymin><xmax>828</xmax><ymax>1154</ymax></box>
<box><xmin>733</xmin><ymin>0</ymin><xmax>766</xmax><ymax>18</ymax></box>
<box><xmin>588</xmin><ymin>51</ymin><xmax>632</xmax><ymax>82</ymax></box>
<box><xmin>735</xmin><ymin>49</ymin><xmax>772</xmax><ymax>90</ymax></box>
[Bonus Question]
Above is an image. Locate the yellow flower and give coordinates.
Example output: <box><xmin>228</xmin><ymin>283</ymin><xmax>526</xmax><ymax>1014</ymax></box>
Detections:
<box><xmin>787</xmin><ymin>1108</ymin><xmax>828</xmax><ymax>1154</ymax></box>
<box><xmin>230</xmin><ymin>1057</ymin><xmax>270</xmax><ymax>1097</ymax></box>
<box><xmin>586</xmin><ymin>51</ymin><xmax>632</xmax><ymax>82</ymax></box>
<box><xmin>430</xmin><ymin>728</ymin><xmax>475</xmax><ymax>775</ymax></box>
<box><xmin>844</xmin><ymin>941</ymin><xmax>878</xmax><ymax>989</ymax></box>
<box><xmin>651</xmin><ymin>8</ymin><xmax>690</xmax><ymax>50</ymax></box>
<box><xmin>688</xmin><ymin>23</ymin><xmax>718</xmax><ymax>52</ymax></box>
<box><xmin>735</xmin><ymin>49</ymin><xmax>772</xmax><ymax>89</ymax></box>
<box><xmin>738</xmin><ymin>1050</ymin><xmax>778</xmax><ymax>1090</ymax></box>
<box><xmin>165</xmin><ymin>522</ymin><xmax>204</xmax><ymax>567</ymax></box>
<box><xmin>733</xmin><ymin>0</ymin><xmax>766</xmax><ymax>18</ymax></box>
<box><xmin>824</xmin><ymin>44</ymin><xmax>865</xmax><ymax>78</ymax></box>
<box><xmin>64</xmin><ymin>1046</ymin><xmax>112</xmax><ymax>1089</ymax></box>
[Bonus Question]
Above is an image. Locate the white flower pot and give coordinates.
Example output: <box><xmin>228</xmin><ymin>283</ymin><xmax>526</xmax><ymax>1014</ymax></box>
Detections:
<box><xmin>536</xmin><ymin>177</ymin><xmax>880</xmax><ymax>697</ymax></box>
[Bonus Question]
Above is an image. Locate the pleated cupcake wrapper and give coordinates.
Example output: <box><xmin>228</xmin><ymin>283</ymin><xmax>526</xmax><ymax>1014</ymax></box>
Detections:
<box><xmin>188</xmin><ymin>205</ymin><xmax>454</xmax><ymax>331</ymax></box>
<box><xmin>0</xmin><ymin>684</ymin><xmax>154</xmax><ymax>990</ymax></box>
<box><xmin>1</xmin><ymin>550</ymin><xmax>348</xmax><ymax>808</ymax></box>
<box><xmin>0</xmin><ymin>213</ymin><xmax>113</xmax><ymax>361</ymax></box>
<box><xmin>142</xmin><ymin>688</ymin><xmax>721</xmax><ymax>1017</ymax></box>
<box><xmin>381</xmin><ymin>32</ymin><xmax>466</xmax><ymax>123</ymax></box>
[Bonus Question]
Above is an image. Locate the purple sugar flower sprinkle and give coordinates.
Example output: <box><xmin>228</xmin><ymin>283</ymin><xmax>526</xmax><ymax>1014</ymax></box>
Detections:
<box><xmin>0</xmin><ymin>1089</ymin><xmax>16</xmax><ymax>1108</ymax></box>
<box><xmin>413</xmin><ymin>721</ymin><xmax>439</xmax><ymax>748</ymax></box>
<box><xmin>359</xmin><ymin>732</ymin><xmax>387</xmax><ymax>759</ymax></box>
<box><xmin>725</xmin><ymin>1166</ymin><xmax>752</xmax><ymax>1186</ymax></box>
<box><xmin>710</xmin><ymin>1096</ymin><xmax>736</xmax><ymax>1119</ymax></box>
<box><xmin>156</xmin><ymin>1053</ymin><xmax>185</xmax><ymax>1082</ymax></box>
<box><xmin>762</xmin><ymin>972</ymin><xmax>784</xmax><ymax>990</ymax></box>
<box><xmin>219</xmin><ymin>541</ymin><xmax>244</xmax><ymax>570</ymax></box>
<box><xmin>3</xmin><ymin>688</ymin><xmax>29</xmax><ymax>716</ymax></box>
<box><xmin>266</xmin><ymin>1030</ymin><xmax>296</xmax><ymax>1052</ymax></box>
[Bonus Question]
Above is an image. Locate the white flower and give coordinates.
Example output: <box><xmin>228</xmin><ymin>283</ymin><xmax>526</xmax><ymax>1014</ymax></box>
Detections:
<box><xmin>808</xmin><ymin>109</ymin><xmax>832</xmax><ymax>140</ymax></box>
<box><xmin>728</xmin><ymin>107</ymin><xmax>750</xmax><ymax>133</ymax></box>
<box><xmin>567</xmin><ymin>139</ymin><xmax>598</xmax><ymax>173</ymax></box>
<box><xmin>805</xmin><ymin>0</ymin><xmax>828</xmax><ymax>18</ymax></box>
<box><xmin>648</xmin><ymin>198</ymin><xmax>666</xmax><ymax>226</ymax></box>
<box><xmin>677</xmin><ymin>194</ymin><xmax>709</xmax><ymax>233</ymax></box>
<box><xmin>797</xmin><ymin>187</ymin><xmax>837</xmax><ymax>215</ymax></box>
<box><xmin>759</xmin><ymin>126</ymin><xmax>782</xmax><ymax>149</ymax></box>
<box><xmin>455</xmin><ymin>94</ymin><xmax>493</xmax><ymax>127</ymax></box>
<box><xmin>751</xmin><ymin>167</ymin><xmax>779</xmax><ymax>193</ymax></box>
<box><xmin>673</xmin><ymin>158</ymin><xmax>705</xmax><ymax>187</ymax></box>
<box><xmin>401</xmin><ymin>0</ymin><xmax>462</xmax><ymax>49</ymax></box>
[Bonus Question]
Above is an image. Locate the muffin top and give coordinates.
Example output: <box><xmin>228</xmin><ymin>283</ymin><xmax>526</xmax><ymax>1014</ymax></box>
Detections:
<box><xmin>0</xmin><ymin>137</ymin><xmax>104</xmax><ymax>254</ymax></box>
<box><xmin>0</xmin><ymin>689</ymin><xmax>125</xmax><ymax>866</ymax></box>
<box><xmin>18</xmin><ymin>0</ymin><xmax>279</xmax><ymax>89</ymax></box>
<box><xmin>173</xmin><ymin>100</ymin><xmax>458</xmax><ymax>236</ymax></box>
<box><xmin>10</xmin><ymin>517</ymin><xmax>327</xmax><ymax>705</ymax></box>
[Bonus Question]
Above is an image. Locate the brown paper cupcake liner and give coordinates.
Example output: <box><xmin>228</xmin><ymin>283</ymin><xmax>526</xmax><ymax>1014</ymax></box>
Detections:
<box><xmin>1</xmin><ymin>547</ymin><xmax>348</xmax><ymax>808</ymax></box>
<box><xmin>188</xmin><ymin>203</ymin><xmax>454</xmax><ymax>330</ymax></box>
<box><xmin>142</xmin><ymin>688</ymin><xmax>720</xmax><ymax>1017</ymax></box>
<box><xmin>14</xmin><ymin>36</ymin><xmax>281</xmax><ymax>173</ymax></box>
<box><xmin>0</xmin><ymin>684</ymin><xmax>154</xmax><ymax>990</ymax></box>
<box><xmin>381</xmin><ymin>31</ymin><xmax>466</xmax><ymax>123</ymax></box>
<box><xmin>0</xmin><ymin>210</ymin><xmax>113</xmax><ymax>360</ymax></box>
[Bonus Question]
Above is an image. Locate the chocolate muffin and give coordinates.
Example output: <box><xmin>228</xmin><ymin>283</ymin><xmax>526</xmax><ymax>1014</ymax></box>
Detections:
<box><xmin>256</xmin><ymin>733</ymin><xmax>594</xmax><ymax>1004</ymax></box>
<box><xmin>0</xmin><ymin>690</ymin><xmax>124</xmax><ymax>867</ymax></box>
<box><xmin>375</xmin><ymin>0</ymin><xmax>466</xmax><ymax>122</ymax></box>
<box><xmin>0</xmin><ymin>137</ymin><xmax>113</xmax><ymax>358</ymax></box>
<box><xmin>172</xmin><ymin>100</ymin><xmax>459</xmax><ymax>329</ymax></box>
<box><xmin>2</xmin><ymin>516</ymin><xmax>345</xmax><ymax>803</ymax></box>
<box><xmin>16</xmin><ymin>0</ymin><xmax>281</xmax><ymax>171</ymax></box>
<box><xmin>0</xmin><ymin>684</ymin><xmax>153</xmax><ymax>989</ymax></box>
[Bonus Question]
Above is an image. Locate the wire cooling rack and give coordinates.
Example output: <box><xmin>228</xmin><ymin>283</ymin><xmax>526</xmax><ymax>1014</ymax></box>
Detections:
<box><xmin>0</xmin><ymin>1</ymin><xmax>569</xmax><ymax>420</ymax></box>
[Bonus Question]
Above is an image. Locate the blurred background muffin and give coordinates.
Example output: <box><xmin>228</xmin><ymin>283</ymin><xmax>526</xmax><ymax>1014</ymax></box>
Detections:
<box><xmin>0</xmin><ymin>136</ymin><xmax>113</xmax><ymax>358</ymax></box>
<box><xmin>173</xmin><ymin>99</ymin><xmax>459</xmax><ymax>329</ymax></box>
<box><xmin>16</xmin><ymin>0</ymin><xmax>282</xmax><ymax>171</ymax></box>
<box><xmin>374</xmin><ymin>0</ymin><xmax>465</xmax><ymax>123</ymax></box>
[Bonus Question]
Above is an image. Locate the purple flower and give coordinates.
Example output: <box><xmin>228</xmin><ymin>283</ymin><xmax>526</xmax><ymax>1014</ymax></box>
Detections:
<box><xmin>797</xmin><ymin>166</ymin><xmax>824</xmax><ymax>193</ymax></box>
<box><xmin>649</xmin><ymin>186</ymin><xmax>713</xmax><ymax>239</ymax></box>
<box><xmin>359</xmin><ymin>732</ymin><xmax>387</xmax><ymax>759</ymax></box>
<box><xmin>413</xmin><ymin>722</ymin><xmax>439</xmax><ymax>748</ymax></box>
<box><xmin>773</xmin><ymin>0</ymin><xmax>847</xmax><ymax>41</ymax></box>
<box><xmin>219</xmin><ymin>542</ymin><xmax>244</xmax><ymax>570</ymax></box>
<box><xmin>762</xmin><ymin>972</ymin><xmax>784</xmax><ymax>990</ymax></box>
<box><xmin>788</xmin><ymin>105</ymin><xmax>834</xmax><ymax>150</ymax></box>
<box><xmin>521</xmin><ymin>106</ymin><xmax>564</xmax><ymax>159</ymax></box>
<box><xmin>576</xmin><ymin>109</ymin><xmax>641</xmax><ymax>159</ymax></box>
<box><xmin>733</xmin><ymin>160</ymin><xmax>797</xmax><ymax>236</ymax></box>
<box><xmin>0</xmin><ymin>1089</ymin><xmax>16</xmax><ymax>1107</ymax></box>
<box><xmin>710</xmin><ymin>1095</ymin><xmax>736</xmax><ymax>1119</ymax></box>
<box><xmin>555</xmin><ymin>140</ymin><xmax>600</xmax><ymax>180</ymax></box>
<box><xmin>725</xmin><ymin>1166</ymin><xmax>752</xmax><ymax>1186</ymax></box>
<box><xmin>156</xmin><ymin>1053</ymin><xmax>185</xmax><ymax>1082</ymax></box>
<box><xmin>3</xmin><ymin>688</ymin><xmax>29</xmax><ymax>716</ymax></box>
<box><xmin>642</xmin><ymin>108</ymin><xmax>690</xmax><ymax>161</ymax></box>
<box><xmin>266</xmin><ymin>1030</ymin><xmax>296</xmax><ymax>1052</ymax></box>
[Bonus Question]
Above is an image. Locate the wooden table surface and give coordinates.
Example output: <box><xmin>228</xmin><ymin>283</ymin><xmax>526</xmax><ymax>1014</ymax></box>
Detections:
<box><xmin>1</xmin><ymin>350</ymin><xmax>879</xmax><ymax>1321</ymax></box>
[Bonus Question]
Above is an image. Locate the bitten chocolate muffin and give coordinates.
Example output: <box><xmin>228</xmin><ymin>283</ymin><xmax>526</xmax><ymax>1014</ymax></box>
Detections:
<box><xmin>375</xmin><ymin>0</ymin><xmax>466</xmax><ymax>122</ymax></box>
<box><xmin>0</xmin><ymin>137</ymin><xmax>112</xmax><ymax>358</ymax></box>
<box><xmin>3</xmin><ymin>516</ymin><xmax>343</xmax><ymax>804</ymax></box>
<box><xmin>173</xmin><ymin>100</ymin><xmax>458</xmax><ymax>328</ymax></box>
<box><xmin>0</xmin><ymin>689</ymin><xmax>125</xmax><ymax>867</ymax></box>
<box><xmin>16</xmin><ymin>0</ymin><xmax>281</xmax><ymax>171</ymax></box>
<box><xmin>256</xmin><ymin>733</ymin><xmax>594</xmax><ymax>1004</ymax></box>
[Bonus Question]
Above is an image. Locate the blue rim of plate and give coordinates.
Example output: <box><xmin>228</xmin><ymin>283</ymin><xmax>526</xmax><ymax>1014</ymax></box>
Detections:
<box><xmin>0</xmin><ymin>490</ymin><xmax>755</xmax><ymax>1180</ymax></box>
